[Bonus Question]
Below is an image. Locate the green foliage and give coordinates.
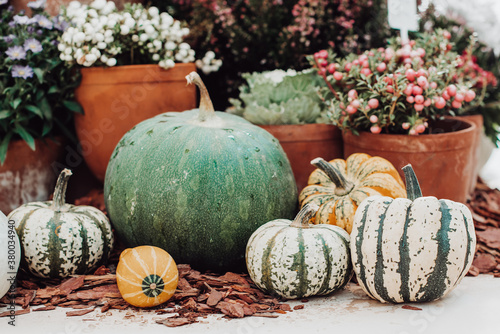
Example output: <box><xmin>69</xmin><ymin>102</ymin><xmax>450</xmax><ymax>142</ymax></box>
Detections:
<box><xmin>228</xmin><ymin>69</ymin><xmax>331</xmax><ymax>125</ymax></box>
<box><xmin>0</xmin><ymin>2</ymin><xmax>81</xmax><ymax>164</ymax></box>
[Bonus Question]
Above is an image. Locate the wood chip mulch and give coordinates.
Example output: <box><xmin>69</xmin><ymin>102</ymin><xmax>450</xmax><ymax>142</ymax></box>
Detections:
<box><xmin>467</xmin><ymin>179</ymin><xmax>500</xmax><ymax>277</ymax></box>
<box><xmin>0</xmin><ymin>264</ymin><xmax>298</xmax><ymax>327</ymax></box>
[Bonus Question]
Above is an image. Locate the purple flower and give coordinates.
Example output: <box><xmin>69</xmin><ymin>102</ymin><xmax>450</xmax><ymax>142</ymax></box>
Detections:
<box><xmin>5</xmin><ymin>45</ymin><xmax>27</xmax><ymax>60</ymax></box>
<box><xmin>34</xmin><ymin>14</ymin><xmax>53</xmax><ymax>29</ymax></box>
<box><xmin>12</xmin><ymin>15</ymin><xmax>30</xmax><ymax>25</ymax></box>
<box><xmin>11</xmin><ymin>65</ymin><xmax>34</xmax><ymax>79</ymax></box>
<box><xmin>1</xmin><ymin>34</ymin><xmax>16</xmax><ymax>43</ymax></box>
<box><xmin>24</xmin><ymin>38</ymin><xmax>43</xmax><ymax>53</ymax></box>
<box><xmin>52</xmin><ymin>16</ymin><xmax>69</xmax><ymax>31</ymax></box>
<box><xmin>27</xmin><ymin>0</ymin><xmax>46</xmax><ymax>9</ymax></box>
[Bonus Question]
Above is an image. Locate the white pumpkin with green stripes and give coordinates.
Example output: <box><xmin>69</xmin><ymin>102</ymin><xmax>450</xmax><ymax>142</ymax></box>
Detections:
<box><xmin>351</xmin><ymin>164</ymin><xmax>476</xmax><ymax>303</ymax></box>
<box><xmin>246</xmin><ymin>204</ymin><xmax>352</xmax><ymax>299</ymax></box>
<box><xmin>8</xmin><ymin>169</ymin><xmax>114</xmax><ymax>278</ymax></box>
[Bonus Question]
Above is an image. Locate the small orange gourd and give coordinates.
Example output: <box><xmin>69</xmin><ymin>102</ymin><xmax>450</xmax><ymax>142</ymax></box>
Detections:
<box><xmin>116</xmin><ymin>246</ymin><xmax>178</xmax><ymax>308</ymax></box>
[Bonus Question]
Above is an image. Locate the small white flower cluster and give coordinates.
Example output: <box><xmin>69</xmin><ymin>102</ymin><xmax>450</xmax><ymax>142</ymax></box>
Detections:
<box><xmin>262</xmin><ymin>69</ymin><xmax>298</xmax><ymax>84</ymax></box>
<box><xmin>195</xmin><ymin>51</ymin><xmax>223</xmax><ymax>75</ymax></box>
<box><xmin>58</xmin><ymin>0</ymin><xmax>221</xmax><ymax>72</ymax></box>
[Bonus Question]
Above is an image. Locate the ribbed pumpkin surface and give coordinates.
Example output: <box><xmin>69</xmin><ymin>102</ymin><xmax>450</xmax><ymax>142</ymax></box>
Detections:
<box><xmin>104</xmin><ymin>109</ymin><xmax>297</xmax><ymax>271</ymax></box>
<box><xmin>350</xmin><ymin>165</ymin><xmax>476</xmax><ymax>303</ymax></box>
<box><xmin>246</xmin><ymin>205</ymin><xmax>352</xmax><ymax>299</ymax></box>
<box><xmin>299</xmin><ymin>153</ymin><xmax>406</xmax><ymax>233</ymax></box>
<box><xmin>116</xmin><ymin>246</ymin><xmax>178</xmax><ymax>308</ymax></box>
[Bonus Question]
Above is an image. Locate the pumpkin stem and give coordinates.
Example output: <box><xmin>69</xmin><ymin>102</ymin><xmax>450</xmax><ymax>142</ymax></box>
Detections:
<box><xmin>290</xmin><ymin>204</ymin><xmax>319</xmax><ymax>228</ymax></box>
<box><xmin>402</xmin><ymin>164</ymin><xmax>423</xmax><ymax>201</ymax></box>
<box><xmin>311</xmin><ymin>158</ymin><xmax>354</xmax><ymax>196</ymax></box>
<box><xmin>51</xmin><ymin>169</ymin><xmax>72</xmax><ymax>210</ymax></box>
<box><xmin>186</xmin><ymin>71</ymin><xmax>215</xmax><ymax>122</ymax></box>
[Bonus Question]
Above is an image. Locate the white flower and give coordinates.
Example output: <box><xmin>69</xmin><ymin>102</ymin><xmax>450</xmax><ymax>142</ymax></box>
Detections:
<box><xmin>106</xmin><ymin>19</ymin><xmax>117</xmax><ymax>27</ymax></box>
<box><xmin>100</xmin><ymin>54</ymin><xmax>108</xmax><ymax>63</ymax></box>
<box><xmin>153</xmin><ymin>40</ymin><xmax>162</xmax><ymax>50</ymax></box>
<box><xmin>205</xmin><ymin>51</ymin><xmax>215</xmax><ymax>60</ymax></box>
<box><xmin>97</xmin><ymin>42</ymin><xmax>107</xmax><ymax>49</ymax></box>
<box><xmin>85</xmin><ymin>53</ymin><xmax>97</xmax><ymax>63</ymax></box>
<box><xmin>120</xmin><ymin>25</ymin><xmax>130</xmax><ymax>35</ymax></box>
<box><xmin>94</xmin><ymin>32</ymin><xmax>104</xmax><ymax>42</ymax></box>
<box><xmin>68</xmin><ymin>1</ymin><xmax>81</xmax><ymax>10</ymax></box>
<box><xmin>90</xmin><ymin>0</ymin><xmax>106</xmax><ymax>11</ymax></box>
<box><xmin>148</xmin><ymin>6</ymin><xmax>160</xmax><ymax>18</ymax></box>
<box><xmin>104</xmin><ymin>29</ymin><xmax>113</xmax><ymax>37</ymax></box>
<box><xmin>152</xmin><ymin>54</ymin><xmax>160</xmax><ymax>61</ymax></box>
<box><xmin>58</xmin><ymin>42</ymin><xmax>67</xmax><ymax>52</ymax></box>
<box><xmin>106</xmin><ymin>58</ymin><xmax>117</xmax><ymax>66</ymax></box>
<box><xmin>179</xmin><ymin>42</ymin><xmax>190</xmax><ymax>50</ymax></box>
<box><xmin>64</xmin><ymin>47</ymin><xmax>72</xmax><ymax>55</ymax></box>
<box><xmin>139</xmin><ymin>33</ymin><xmax>149</xmax><ymax>42</ymax></box>
<box><xmin>132</xmin><ymin>34</ymin><xmax>139</xmax><ymax>42</ymax></box>
<box><xmin>124</xmin><ymin>17</ymin><xmax>135</xmax><ymax>28</ymax></box>
<box><xmin>144</xmin><ymin>25</ymin><xmax>155</xmax><ymax>36</ymax></box>
<box><xmin>104</xmin><ymin>36</ymin><xmax>114</xmax><ymax>44</ymax></box>
<box><xmin>101</xmin><ymin>2</ymin><xmax>115</xmax><ymax>15</ymax></box>
<box><xmin>73</xmin><ymin>31</ymin><xmax>86</xmax><ymax>44</ymax></box>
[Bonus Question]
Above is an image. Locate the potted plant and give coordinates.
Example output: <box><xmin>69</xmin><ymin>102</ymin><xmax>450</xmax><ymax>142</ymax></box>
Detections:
<box><xmin>228</xmin><ymin>69</ymin><xmax>343</xmax><ymax>191</ymax></box>
<box><xmin>58</xmin><ymin>0</ymin><xmax>222</xmax><ymax>182</ymax></box>
<box><xmin>309</xmin><ymin>29</ymin><xmax>496</xmax><ymax>203</ymax></box>
<box><xmin>0</xmin><ymin>0</ymin><xmax>81</xmax><ymax>214</ymax></box>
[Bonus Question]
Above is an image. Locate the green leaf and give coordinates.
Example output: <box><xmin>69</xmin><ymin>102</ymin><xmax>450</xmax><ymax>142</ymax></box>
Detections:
<box><xmin>25</xmin><ymin>105</ymin><xmax>44</xmax><ymax>118</ymax></box>
<box><xmin>33</xmin><ymin>68</ymin><xmax>44</xmax><ymax>84</ymax></box>
<box><xmin>39</xmin><ymin>98</ymin><xmax>52</xmax><ymax>121</ymax></box>
<box><xmin>62</xmin><ymin>100</ymin><xmax>83</xmax><ymax>113</ymax></box>
<box><xmin>10</xmin><ymin>98</ymin><xmax>22</xmax><ymax>109</ymax></box>
<box><xmin>48</xmin><ymin>86</ymin><xmax>60</xmax><ymax>94</ymax></box>
<box><xmin>14</xmin><ymin>126</ymin><xmax>36</xmax><ymax>151</ymax></box>
<box><xmin>0</xmin><ymin>110</ymin><xmax>13</xmax><ymax>120</ymax></box>
<box><xmin>0</xmin><ymin>132</ymin><xmax>13</xmax><ymax>165</ymax></box>
<box><xmin>41</xmin><ymin>122</ymin><xmax>52</xmax><ymax>136</ymax></box>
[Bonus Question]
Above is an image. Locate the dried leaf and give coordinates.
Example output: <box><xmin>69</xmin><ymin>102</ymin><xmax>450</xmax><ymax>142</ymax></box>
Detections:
<box><xmin>66</xmin><ymin>309</ymin><xmax>94</xmax><ymax>317</ymax></box>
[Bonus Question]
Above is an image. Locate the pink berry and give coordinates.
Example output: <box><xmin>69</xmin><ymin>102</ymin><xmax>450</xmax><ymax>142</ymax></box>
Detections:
<box><xmin>417</xmin><ymin>76</ymin><xmax>428</xmax><ymax>88</ymax></box>
<box><xmin>362</xmin><ymin>60</ymin><xmax>370</xmax><ymax>68</ymax></box>
<box><xmin>430</xmin><ymin>82</ymin><xmax>438</xmax><ymax>89</ymax></box>
<box><xmin>443</xmin><ymin>31</ymin><xmax>451</xmax><ymax>39</ymax></box>
<box><xmin>416</xmin><ymin>69</ymin><xmax>427</xmax><ymax>77</ymax></box>
<box><xmin>346</xmin><ymin>105</ymin><xmax>357</xmax><ymax>114</ymax></box>
<box><xmin>333</xmin><ymin>71</ymin><xmax>343</xmax><ymax>81</ymax></box>
<box><xmin>320</xmin><ymin>60</ymin><xmax>329</xmax><ymax>67</ymax></box>
<box><xmin>351</xmin><ymin>99</ymin><xmax>361</xmax><ymax>109</ymax></box>
<box><xmin>360</xmin><ymin>68</ymin><xmax>372</xmax><ymax>76</ymax></box>
<box><xmin>317</xmin><ymin>50</ymin><xmax>328</xmax><ymax>59</ymax></box>
<box><xmin>345</xmin><ymin>63</ymin><xmax>352</xmax><ymax>72</ymax></box>
<box><xmin>414</xmin><ymin>95</ymin><xmax>424</xmax><ymax>104</ymax></box>
<box><xmin>404</xmin><ymin>84</ymin><xmax>414</xmax><ymax>96</ymax></box>
<box><xmin>414</xmin><ymin>103</ymin><xmax>424</xmax><ymax>112</ymax></box>
<box><xmin>352</xmin><ymin>59</ymin><xmax>360</xmax><ymax>66</ymax></box>
<box><xmin>402</xmin><ymin>122</ymin><xmax>411</xmax><ymax>130</ymax></box>
<box><xmin>454</xmin><ymin>93</ymin><xmax>464</xmax><ymax>102</ymax></box>
<box><xmin>406</xmin><ymin>96</ymin><xmax>415</xmax><ymax>104</ymax></box>
<box><xmin>368</xmin><ymin>98</ymin><xmax>379</xmax><ymax>109</ymax></box>
<box><xmin>416</xmin><ymin>124</ymin><xmax>426</xmax><ymax>133</ymax></box>
<box><xmin>369</xmin><ymin>115</ymin><xmax>379</xmax><ymax>123</ymax></box>
<box><xmin>435</xmin><ymin>97</ymin><xmax>446</xmax><ymax>109</ymax></box>
<box><xmin>318</xmin><ymin>68</ymin><xmax>326</xmax><ymax>76</ymax></box>
<box><xmin>424</xmin><ymin>99</ymin><xmax>432</xmax><ymax>107</ymax></box>
<box><xmin>405</xmin><ymin>69</ymin><xmax>416</xmax><ymax>82</ymax></box>
<box><xmin>358</xmin><ymin>54</ymin><xmax>368</xmax><ymax>62</ymax></box>
<box><xmin>348</xmin><ymin>89</ymin><xmax>358</xmax><ymax>99</ymax></box>
<box><xmin>464</xmin><ymin>90</ymin><xmax>476</xmax><ymax>102</ymax></box>
<box><xmin>370</xmin><ymin>125</ymin><xmax>382</xmax><ymax>134</ymax></box>
<box><xmin>452</xmin><ymin>100</ymin><xmax>462</xmax><ymax>109</ymax></box>
<box><xmin>386</xmin><ymin>86</ymin><xmax>394</xmax><ymax>93</ymax></box>
<box><xmin>442</xmin><ymin>90</ymin><xmax>451</xmax><ymax>100</ymax></box>
<box><xmin>412</xmin><ymin>86</ymin><xmax>423</xmax><ymax>96</ymax></box>
<box><xmin>416</xmin><ymin>48</ymin><xmax>426</xmax><ymax>57</ymax></box>
<box><xmin>328</xmin><ymin>63</ymin><xmax>336</xmax><ymax>74</ymax></box>
<box><xmin>446</xmin><ymin>84</ymin><xmax>457</xmax><ymax>97</ymax></box>
<box><xmin>377</xmin><ymin>62</ymin><xmax>387</xmax><ymax>72</ymax></box>
<box><xmin>409</xmin><ymin>129</ymin><xmax>417</xmax><ymax>135</ymax></box>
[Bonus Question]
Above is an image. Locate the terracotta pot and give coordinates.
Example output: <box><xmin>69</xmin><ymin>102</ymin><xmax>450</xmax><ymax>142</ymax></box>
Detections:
<box><xmin>74</xmin><ymin>63</ymin><xmax>197</xmax><ymax>182</ymax></box>
<box><xmin>453</xmin><ymin>114</ymin><xmax>483</xmax><ymax>194</ymax></box>
<box><xmin>11</xmin><ymin>0</ymin><xmax>143</xmax><ymax>16</ymax></box>
<box><xmin>0</xmin><ymin>138</ymin><xmax>64</xmax><ymax>215</ymax></box>
<box><xmin>259</xmin><ymin>124</ymin><xmax>343</xmax><ymax>192</ymax></box>
<box><xmin>342</xmin><ymin>118</ymin><xmax>476</xmax><ymax>204</ymax></box>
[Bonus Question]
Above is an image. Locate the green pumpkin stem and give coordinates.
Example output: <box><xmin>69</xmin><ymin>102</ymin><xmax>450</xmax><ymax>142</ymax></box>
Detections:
<box><xmin>402</xmin><ymin>164</ymin><xmax>423</xmax><ymax>201</ymax></box>
<box><xmin>290</xmin><ymin>204</ymin><xmax>319</xmax><ymax>228</ymax></box>
<box><xmin>186</xmin><ymin>71</ymin><xmax>215</xmax><ymax>122</ymax></box>
<box><xmin>51</xmin><ymin>169</ymin><xmax>72</xmax><ymax>210</ymax></box>
<box><xmin>311</xmin><ymin>158</ymin><xmax>354</xmax><ymax>196</ymax></box>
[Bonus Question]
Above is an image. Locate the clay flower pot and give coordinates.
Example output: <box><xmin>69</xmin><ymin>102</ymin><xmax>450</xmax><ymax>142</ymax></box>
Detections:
<box><xmin>342</xmin><ymin>118</ymin><xmax>476</xmax><ymax>204</ymax></box>
<box><xmin>0</xmin><ymin>138</ymin><xmax>64</xmax><ymax>215</ymax></box>
<box><xmin>259</xmin><ymin>123</ymin><xmax>343</xmax><ymax>192</ymax></box>
<box><xmin>74</xmin><ymin>63</ymin><xmax>197</xmax><ymax>182</ymax></box>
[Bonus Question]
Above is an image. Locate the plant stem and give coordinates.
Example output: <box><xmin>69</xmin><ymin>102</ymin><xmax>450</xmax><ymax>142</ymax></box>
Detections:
<box><xmin>311</xmin><ymin>158</ymin><xmax>354</xmax><ymax>196</ymax></box>
<box><xmin>290</xmin><ymin>204</ymin><xmax>319</xmax><ymax>228</ymax></box>
<box><xmin>51</xmin><ymin>169</ymin><xmax>72</xmax><ymax>211</ymax></box>
<box><xmin>402</xmin><ymin>164</ymin><xmax>422</xmax><ymax>201</ymax></box>
<box><xmin>186</xmin><ymin>71</ymin><xmax>215</xmax><ymax>122</ymax></box>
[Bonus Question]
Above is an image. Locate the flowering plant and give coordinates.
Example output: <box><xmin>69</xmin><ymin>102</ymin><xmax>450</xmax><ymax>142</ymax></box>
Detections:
<box><xmin>309</xmin><ymin>29</ymin><xmax>496</xmax><ymax>136</ymax></box>
<box><xmin>57</xmin><ymin>0</ymin><xmax>221</xmax><ymax>72</ymax></box>
<box><xmin>0</xmin><ymin>0</ymin><xmax>81</xmax><ymax>164</ymax></box>
<box><xmin>152</xmin><ymin>0</ymin><xmax>392</xmax><ymax>108</ymax></box>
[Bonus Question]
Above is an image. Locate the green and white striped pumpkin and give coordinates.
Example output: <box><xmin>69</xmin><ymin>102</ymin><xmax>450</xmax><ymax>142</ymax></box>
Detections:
<box><xmin>8</xmin><ymin>169</ymin><xmax>114</xmax><ymax>278</ymax></box>
<box><xmin>246</xmin><ymin>204</ymin><xmax>352</xmax><ymax>299</ymax></box>
<box><xmin>0</xmin><ymin>211</ymin><xmax>20</xmax><ymax>298</ymax></box>
<box><xmin>351</xmin><ymin>164</ymin><xmax>476</xmax><ymax>303</ymax></box>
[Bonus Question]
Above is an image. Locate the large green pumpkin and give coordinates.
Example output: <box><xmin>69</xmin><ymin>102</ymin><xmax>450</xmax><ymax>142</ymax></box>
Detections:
<box><xmin>104</xmin><ymin>72</ymin><xmax>297</xmax><ymax>271</ymax></box>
